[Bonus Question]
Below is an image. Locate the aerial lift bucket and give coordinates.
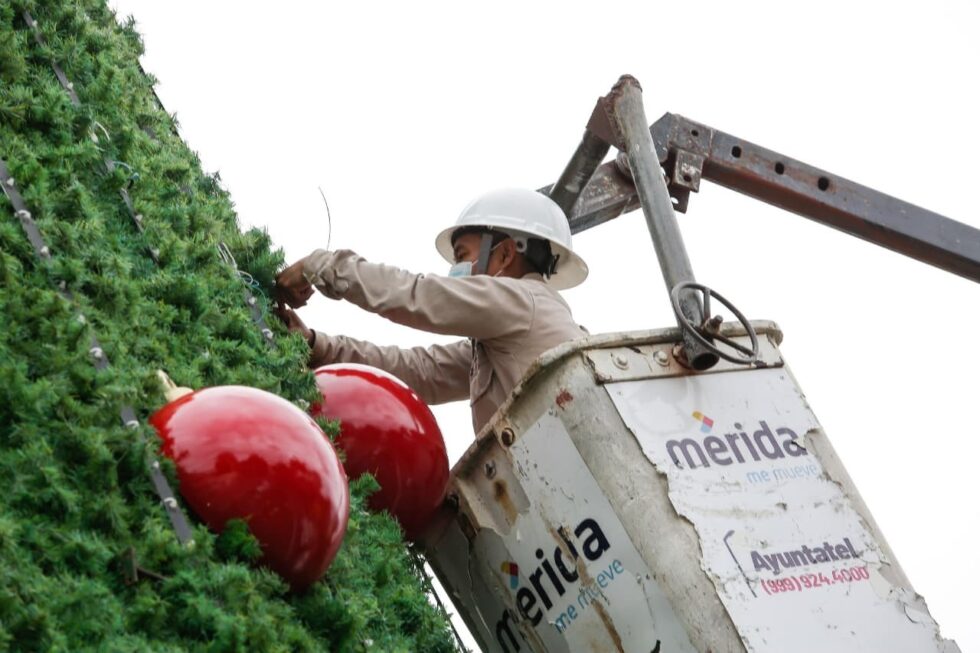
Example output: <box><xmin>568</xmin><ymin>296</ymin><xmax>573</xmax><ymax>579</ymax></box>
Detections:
<box><xmin>420</xmin><ymin>322</ymin><xmax>958</xmax><ymax>652</ymax></box>
<box><xmin>421</xmin><ymin>75</ymin><xmax>965</xmax><ymax>652</ymax></box>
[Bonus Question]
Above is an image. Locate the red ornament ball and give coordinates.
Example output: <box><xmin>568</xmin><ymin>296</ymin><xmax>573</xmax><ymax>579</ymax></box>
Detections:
<box><xmin>311</xmin><ymin>364</ymin><xmax>449</xmax><ymax>541</ymax></box>
<box><xmin>150</xmin><ymin>385</ymin><xmax>349</xmax><ymax>591</ymax></box>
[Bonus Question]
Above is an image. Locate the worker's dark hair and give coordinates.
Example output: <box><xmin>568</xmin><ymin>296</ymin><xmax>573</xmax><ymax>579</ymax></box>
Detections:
<box><xmin>524</xmin><ymin>238</ymin><xmax>557</xmax><ymax>277</ymax></box>
<box><xmin>450</xmin><ymin>227</ymin><xmax>557</xmax><ymax>277</ymax></box>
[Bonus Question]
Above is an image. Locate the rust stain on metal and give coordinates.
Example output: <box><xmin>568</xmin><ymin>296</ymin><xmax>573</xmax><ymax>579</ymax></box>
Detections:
<box><xmin>545</xmin><ymin>519</ymin><xmax>596</xmax><ymax>589</ymax></box>
<box><xmin>546</xmin><ymin>523</ymin><xmax>628</xmax><ymax>651</ymax></box>
<box><xmin>545</xmin><ymin>517</ymin><xmax>636</xmax><ymax>651</ymax></box>
<box><xmin>549</xmin><ymin>524</ymin><xmax>577</xmax><ymax>566</ymax></box>
<box><xmin>493</xmin><ymin>479</ymin><xmax>519</xmax><ymax>524</ymax></box>
<box><xmin>556</xmin><ymin>388</ymin><xmax>574</xmax><ymax>409</ymax></box>
<box><xmin>593</xmin><ymin>601</ymin><xmax>626</xmax><ymax>652</ymax></box>
<box><xmin>572</xmin><ymin>541</ymin><xmax>594</xmax><ymax>586</ymax></box>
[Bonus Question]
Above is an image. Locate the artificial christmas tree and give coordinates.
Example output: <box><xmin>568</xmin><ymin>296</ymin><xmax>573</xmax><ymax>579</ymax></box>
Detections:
<box><xmin>0</xmin><ymin>2</ymin><xmax>458</xmax><ymax>650</ymax></box>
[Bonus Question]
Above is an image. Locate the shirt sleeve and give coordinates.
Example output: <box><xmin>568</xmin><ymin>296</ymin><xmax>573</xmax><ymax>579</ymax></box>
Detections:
<box><xmin>309</xmin><ymin>331</ymin><xmax>471</xmax><ymax>405</ymax></box>
<box><xmin>302</xmin><ymin>249</ymin><xmax>535</xmax><ymax>340</ymax></box>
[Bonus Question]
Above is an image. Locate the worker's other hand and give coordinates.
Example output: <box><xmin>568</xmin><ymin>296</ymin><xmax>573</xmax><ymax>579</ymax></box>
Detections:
<box><xmin>275</xmin><ymin>301</ymin><xmax>314</xmax><ymax>347</ymax></box>
<box><xmin>276</xmin><ymin>258</ymin><xmax>315</xmax><ymax>308</ymax></box>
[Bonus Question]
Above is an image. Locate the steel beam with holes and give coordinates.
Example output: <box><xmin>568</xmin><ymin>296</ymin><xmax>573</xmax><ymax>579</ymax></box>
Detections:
<box><xmin>544</xmin><ymin>112</ymin><xmax>980</xmax><ymax>284</ymax></box>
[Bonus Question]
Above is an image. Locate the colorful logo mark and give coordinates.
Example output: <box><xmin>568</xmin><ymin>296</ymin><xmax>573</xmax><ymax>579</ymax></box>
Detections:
<box><xmin>500</xmin><ymin>561</ymin><xmax>520</xmax><ymax>589</ymax></box>
<box><xmin>692</xmin><ymin>410</ymin><xmax>714</xmax><ymax>433</ymax></box>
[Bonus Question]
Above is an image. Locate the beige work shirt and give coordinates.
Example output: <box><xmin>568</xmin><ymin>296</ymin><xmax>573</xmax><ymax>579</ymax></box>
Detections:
<box><xmin>304</xmin><ymin>249</ymin><xmax>585</xmax><ymax>434</ymax></box>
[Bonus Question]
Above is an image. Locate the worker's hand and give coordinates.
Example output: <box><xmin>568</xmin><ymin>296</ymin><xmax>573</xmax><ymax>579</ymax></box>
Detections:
<box><xmin>275</xmin><ymin>257</ymin><xmax>315</xmax><ymax>308</ymax></box>
<box><xmin>275</xmin><ymin>301</ymin><xmax>314</xmax><ymax>347</ymax></box>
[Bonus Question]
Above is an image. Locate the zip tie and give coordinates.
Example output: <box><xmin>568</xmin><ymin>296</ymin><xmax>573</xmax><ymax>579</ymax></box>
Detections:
<box><xmin>87</xmin><ymin>337</ymin><xmax>109</xmax><ymax>372</ymax></box>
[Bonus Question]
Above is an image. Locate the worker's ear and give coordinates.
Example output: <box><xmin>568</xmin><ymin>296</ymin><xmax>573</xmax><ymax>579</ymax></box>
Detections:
<box><xmin>500</xmin><ymin>238</ymin><xmax>518</xmax><ymax>268</ymax></box>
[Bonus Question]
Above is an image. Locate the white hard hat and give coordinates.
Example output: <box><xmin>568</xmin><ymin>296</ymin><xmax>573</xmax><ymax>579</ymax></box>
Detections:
<box><xmin>435</xmin><ymin>188</ymin><xmax>589</xmax><ymax>290</ymax></box>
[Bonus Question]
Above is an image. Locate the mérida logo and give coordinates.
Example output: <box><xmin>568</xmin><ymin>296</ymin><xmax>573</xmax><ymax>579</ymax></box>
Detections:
<box><xmin>494</xmin><ymin>517</ymin><xmax>610</xmax><ymax>652</ymax></box>
<box><xmin>667</xmin><ymin>419</ymin><xmax>808</xmax><ymax>470</ymax></box>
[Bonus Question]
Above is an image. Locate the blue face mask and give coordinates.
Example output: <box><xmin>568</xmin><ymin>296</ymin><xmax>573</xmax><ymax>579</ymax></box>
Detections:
<box><xmin>448</xmin><ymin>261</ymin><xmax>474</xmax><ymax>278</ymax></box>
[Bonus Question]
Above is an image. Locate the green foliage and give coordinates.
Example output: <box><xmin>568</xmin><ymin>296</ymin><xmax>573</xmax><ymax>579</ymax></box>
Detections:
<box><xmin>214</xmin><ymin>520</ymin><xmax>262</xmax><ymax>565</ymax></box>
<box><xmin>0</xmin><ymin>2</ymin><xmax>457</xmax><ymax>651</ymax></box>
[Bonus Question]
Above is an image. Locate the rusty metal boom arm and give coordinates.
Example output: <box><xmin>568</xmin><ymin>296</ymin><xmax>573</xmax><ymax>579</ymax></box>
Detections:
<box><xmin>545</xmin><ymin>112</ymin><xmax>980</xmax><ymax>283</ymax></box>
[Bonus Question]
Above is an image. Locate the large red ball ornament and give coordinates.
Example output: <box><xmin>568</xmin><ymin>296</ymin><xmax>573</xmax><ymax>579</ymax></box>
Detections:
<box><xmin>311</xmin><ymin>364</ymin><xmax>449</xmax><ymax>541</ymax></box>
<box><xmin>150</xmin><ymin>385</ymin><xmax>349</xmax><ymax>591</ymax></box>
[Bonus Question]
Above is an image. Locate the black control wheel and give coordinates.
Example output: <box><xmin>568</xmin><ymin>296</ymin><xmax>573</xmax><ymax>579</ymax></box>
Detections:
<box><xmin>670</xmin><ymin>281</ymin><xmax>760</xmax><ymax>365</ymax></box>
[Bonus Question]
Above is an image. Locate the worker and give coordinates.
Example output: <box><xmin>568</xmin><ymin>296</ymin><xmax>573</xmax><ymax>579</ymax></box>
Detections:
<box><xmin>275</xmin><ymin>188</ymin><xmax>589</xmax><ymax>434</ymax></box>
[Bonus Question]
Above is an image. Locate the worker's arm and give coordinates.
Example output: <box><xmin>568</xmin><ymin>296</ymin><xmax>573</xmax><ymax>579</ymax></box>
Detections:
<box><xmin>309</xmin><ymin>332</ymin><xmax>471</xmax><ymax>405</ymax></box>
<box><xmin>301</xmin><ymin>249</ymin><xmax>536</xmax><ymax>340</ymax></box>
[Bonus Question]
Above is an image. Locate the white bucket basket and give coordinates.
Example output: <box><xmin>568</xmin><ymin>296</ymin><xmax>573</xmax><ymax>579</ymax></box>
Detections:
<box><xmin>421</xmin><ymin>321</ymin><xmax>958</xmax><ymax>653</ymax></box>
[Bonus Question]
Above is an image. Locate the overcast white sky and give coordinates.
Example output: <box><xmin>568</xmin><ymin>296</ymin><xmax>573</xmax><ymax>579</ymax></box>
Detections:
<box><xmin>110</xmin><ymin>1</ymin><xmax>979</xmax><ymax>649</ymax></box>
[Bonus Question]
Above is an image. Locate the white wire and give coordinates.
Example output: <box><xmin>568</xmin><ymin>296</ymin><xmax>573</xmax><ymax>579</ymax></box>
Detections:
<box><xmin>318</xmin><ymin>186</ymin><xmax>333</xmax><ymax>251</ymax></box>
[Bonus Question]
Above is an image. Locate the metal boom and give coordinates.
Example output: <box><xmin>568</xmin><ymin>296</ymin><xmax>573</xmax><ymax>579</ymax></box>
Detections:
<box><xmin>545</xmin><ymin>111</ymin><xmax>980</xmax><ymax>284</ymax></box>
